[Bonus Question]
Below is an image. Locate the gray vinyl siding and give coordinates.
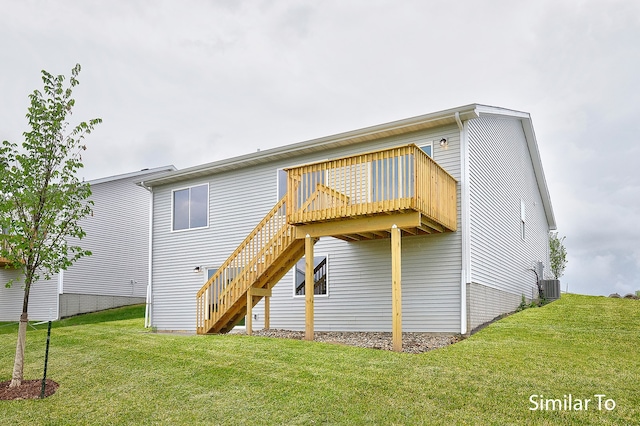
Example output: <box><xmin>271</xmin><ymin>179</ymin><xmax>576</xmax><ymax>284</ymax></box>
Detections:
<box><xmin>252</xmin><ymin>231</ymin><xmax>462</xmax><ymax>333</ymax></box>
<box><xmin>467</xmin><ymin>116</ymin><xmax>551</xmax><ymax>300</ymax></box>
<box><xmin>151</xmin><ymin>168</ymin><xmax>276</xmax><ymax>331</ymax></box>
<box><xmin>0</xmin><ymin>169</ymin><xmax>167</xmax><ymax>321</ymax></box>
<box><xmin>62</xmin><ymin>176</ymin><xmax>151</xmax><ymax>299</ymax></box>
<box><xmin>150</xmin><ymin>125</ymin><xmax>463</xmax><ymax>332</ymax></box>
<box><xmin>0</xmin><ymin>270</ymin><xmax>58</xmax><ymax>321</ymax></box>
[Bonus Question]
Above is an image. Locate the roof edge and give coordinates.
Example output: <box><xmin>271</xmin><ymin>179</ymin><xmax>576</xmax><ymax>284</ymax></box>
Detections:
<box><xmin>88</xmin><ymin>165</ymin><xmax>177</xmax><ymax>185</ymax></box>
<box><xmin>142</xmin><ymin>104</ymin><xmax>484</xmax><ymax>186</ymax></box>
<box><xmin>520</xmin><ymin>117</ymin><xmax>557</xmax><ymax>230</ymax></box>
<box><xmin>471</xmin><ymin>105</ymin><xmax>556</xmax><ymax>230</ymax></box>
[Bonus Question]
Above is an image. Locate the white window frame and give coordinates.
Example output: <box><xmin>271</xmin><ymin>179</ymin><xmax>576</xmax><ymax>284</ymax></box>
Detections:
<box><xmin>293</xmin><ymin>253</ymin><xmax>329</xmax><ymax>298</ymax></box>
<box><xmin>171</xmin><ymin>183</ymin><xmax>209</xmax><ymax>232</ymax></box>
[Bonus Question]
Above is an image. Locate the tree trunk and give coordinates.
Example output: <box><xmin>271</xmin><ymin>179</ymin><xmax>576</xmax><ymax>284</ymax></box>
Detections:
<box><xmin>9</xmin><ymin>312</ymin><xmax>28</xmax><ymax>387</ymax></box>
<box><xmin>10</xmin><ymin>275</ymin><xmax>31</xmax><ymax>388</ymax></box>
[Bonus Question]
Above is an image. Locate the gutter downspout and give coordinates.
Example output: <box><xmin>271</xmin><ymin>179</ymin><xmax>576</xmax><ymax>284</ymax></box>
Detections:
<box><xmin>456</xmin><ymin>111</ymin><xmax>470</xmax><ymax>335</ymax></box>
<box><xmin>139</xmin><ymin>181</ymin><xmax>153</xmax><ymax>328</ymax></box>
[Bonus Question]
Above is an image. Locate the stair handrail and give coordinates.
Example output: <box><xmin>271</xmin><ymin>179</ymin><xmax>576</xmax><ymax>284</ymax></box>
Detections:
<box><xmin>216</xmin><ymin>220</ymin><xmax>292</xmax><ymax>300</ymax></box>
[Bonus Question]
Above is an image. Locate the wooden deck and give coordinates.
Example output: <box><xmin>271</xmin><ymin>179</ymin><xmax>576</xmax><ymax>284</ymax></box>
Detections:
<box><xmin>286</xmin><ymin>144</ymin><xmax>457</xmax><ymax>240</ymax></box>
<box><xmin>196</xmin><ymin>143</ymin><xmax>457</xmax><ymax>339</ymax></box>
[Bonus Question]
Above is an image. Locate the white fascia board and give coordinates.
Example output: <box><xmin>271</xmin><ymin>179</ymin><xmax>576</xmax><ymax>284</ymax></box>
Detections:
<box><xmin>520</xmin><ymin>118</ymin><xmax>557</xmax><ymax>230</ymax></box>
<box><xmin>473</xmin><ymin>104</ymin><xmax>531</xmax><ymax>119</ymax></box>
<box><xmin>89</xmin><ymin>165</ymin><xmax>176</xmax><ymax>186</ymax></box>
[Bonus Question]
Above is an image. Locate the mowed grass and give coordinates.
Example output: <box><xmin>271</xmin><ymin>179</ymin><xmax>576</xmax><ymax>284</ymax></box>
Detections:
<box><xmin>1</xmin><ymin>294</ymin><xmax>638</xmax><ymax>425</ymax></box>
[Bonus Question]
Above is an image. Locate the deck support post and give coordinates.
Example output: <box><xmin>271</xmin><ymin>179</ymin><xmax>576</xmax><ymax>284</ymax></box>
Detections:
<box><xmin>391</xmin><ymin>225</ymin><xmax>402</xmax><ymax>352</ymax></box>
<box><xmin>246</xmin><ymin>290</ymin><xmax>253</xmax><ymax>336</ymax></box>
<box><xmin>264</xmin><ymin>295</ymin><xmax>270</xmax><ymax>330</ymax></box>
<box><xmin>305</xmin><ymin>234</ymin><xmax>314</xmax><ymax>341</ymax></box>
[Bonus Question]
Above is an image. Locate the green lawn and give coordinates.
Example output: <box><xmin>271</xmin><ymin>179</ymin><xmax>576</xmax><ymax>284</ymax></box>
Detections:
<box><xmin>1</xmin><ymin>294</ymin><xmax>638</xmax><ymax>425</ymax></box>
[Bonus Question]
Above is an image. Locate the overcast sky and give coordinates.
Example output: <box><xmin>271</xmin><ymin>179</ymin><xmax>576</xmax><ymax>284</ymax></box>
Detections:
<box><xmin>1</xmin><ymin>0</ymin><xmax>638</xmax><ymax>297</ymax></box>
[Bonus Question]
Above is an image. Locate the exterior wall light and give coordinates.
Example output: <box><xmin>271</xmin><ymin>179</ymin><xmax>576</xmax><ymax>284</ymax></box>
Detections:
<box><xmin>439</xmin><ymin>138</ymin><xmax>448</xmax><ymax>149</ymax></box>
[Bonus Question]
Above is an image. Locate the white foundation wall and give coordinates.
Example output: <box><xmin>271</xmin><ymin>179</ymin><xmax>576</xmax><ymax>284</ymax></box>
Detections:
<box><xmin>466</xmin><ymin>281</ymin><xmax>531</xmax><ymax>332</ymax></box>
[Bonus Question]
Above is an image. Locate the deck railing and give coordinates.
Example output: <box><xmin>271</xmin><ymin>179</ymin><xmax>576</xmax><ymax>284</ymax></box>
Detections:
<box><xmin>286</xmin><ymin>144</ymin><xmax>457</xmax><ymax>231</ymax></box>
<box><xmin>196</xmin><ymin>196</ymin><xmax>293</xmax><ymax>334</ymax></box>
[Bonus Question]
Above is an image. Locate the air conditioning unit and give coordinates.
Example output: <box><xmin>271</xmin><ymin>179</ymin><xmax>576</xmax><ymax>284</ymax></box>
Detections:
<box><xmin>541</xmin><ymin>280</ymin><xmax>561</xmax><ymax>300</ymax></box>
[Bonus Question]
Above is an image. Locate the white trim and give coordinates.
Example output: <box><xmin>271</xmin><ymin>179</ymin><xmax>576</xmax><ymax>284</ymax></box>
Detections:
<box><xmin>459</xmin><ymin>118</ymin><xmax>471</xmax><ymax>335</ymax></box>
<box><xmin>145</xmin><ymin>188</ymin><xmax>154</xmax><ymax>328</ymax></box>
<box><xmin>460</xmin><ymin>269</ymin><xmax>467</xmax><ymax>335</ymax></box>
<box><xmin>57</xmin><ymin>269</ymin><xmax>64</xmax><ymax>294</ymax></box>
<box><xmin>91</xmin><ymin>165</ymin><xmax>175</xmax><ymax>185</ymax></box>
<box><xmin>56</xmin><ymin>269</ymin><xmax>62</xmax><ymax>320</ymax></box>
<box><xmin>145</xmin><ymin>282</ymin><xmax>152</xmax><ymax>328</ymax></box>
<box><xmin>292</xmin><ymin>253</ymin><xmax>329</xmax><ymax>298</ymax></box>
<box><xmin>170</xmin><ymin>183</ymin><xmax>210</xmax><ymax>232</ymax></box>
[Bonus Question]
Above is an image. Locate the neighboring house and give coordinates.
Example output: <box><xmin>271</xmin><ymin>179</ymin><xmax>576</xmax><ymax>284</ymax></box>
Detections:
<box><xmin>0</xmin><ymin>166</ymin><xmax>175</xmax><ymax>322</ymax></box>
<box><xmin>140</xmin><ymin>104</ymin><xmax>556</xmax><ymax>340</ymax></box>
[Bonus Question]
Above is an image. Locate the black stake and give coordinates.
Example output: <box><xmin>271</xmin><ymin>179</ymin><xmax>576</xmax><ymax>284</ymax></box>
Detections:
<box><xmin>40</xmin><ymin>320</ymin><xmax>52</xmax><ymax>399</ymax></box>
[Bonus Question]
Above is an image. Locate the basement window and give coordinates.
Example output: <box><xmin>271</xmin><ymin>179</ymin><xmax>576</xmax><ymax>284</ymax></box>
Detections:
<box><xmin>294</xmin><ymin>255</ymin><xmax>328</xmax><ymax>297</ymax></box>
<box><xmin>172</xmin><ymin>184</ymin><xmax>209</xmax><ymax>231</ymax></box>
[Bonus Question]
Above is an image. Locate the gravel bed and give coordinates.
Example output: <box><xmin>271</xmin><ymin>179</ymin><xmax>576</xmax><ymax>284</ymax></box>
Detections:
<box><xmin>234</xmin><ymin>329</ymin><xmax>461</xmax><ymax>354</ymax></box>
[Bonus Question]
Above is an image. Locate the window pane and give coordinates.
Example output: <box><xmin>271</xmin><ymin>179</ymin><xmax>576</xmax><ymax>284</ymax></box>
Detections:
<box><xmin>295</xmin><ymin>260</ymin><xmax>305</xmax><ymax>295</ymax></box>
<box><xmin>190</xmin><ymin>184</ymin><xmax>208</xmax><ymax>228</ymax></box>
<box><xmin>420</xmin><ymin>144</ymin><xmax>432</xmax><ymax>157</ymax></box>
<box><xmin>294</xmin><ymin>255</ymin><xmax>327</xmax><ymax>296</ymax></box>
<box><xmin>173</xmin><ymin>189</ymin><xmax>190</xmax><ymax>230</ymax></box>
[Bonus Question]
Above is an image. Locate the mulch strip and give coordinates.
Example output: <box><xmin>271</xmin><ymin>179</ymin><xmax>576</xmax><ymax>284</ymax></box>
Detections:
<box><xmin>0</xmin><ymin>379</ymin><xmax>59</xmax><ymax>400</ymax></box>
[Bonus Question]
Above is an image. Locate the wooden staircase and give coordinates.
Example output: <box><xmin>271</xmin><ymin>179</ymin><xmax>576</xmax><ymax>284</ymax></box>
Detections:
<box><xmin>196</xmin><ymin>196</ymin><xmax>315</xmax><ymax>334</ymax></box>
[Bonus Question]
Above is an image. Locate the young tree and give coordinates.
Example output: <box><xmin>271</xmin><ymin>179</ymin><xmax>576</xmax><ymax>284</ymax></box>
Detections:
<box><xmin>0</xmin><ymin>64</ymin><xmax>100</xmax><ymax>387</ymax></box>
<box><xmin>549</xmin><ymin>232</ymin><xmax>567</xmax><ymax>279</ymax></box>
